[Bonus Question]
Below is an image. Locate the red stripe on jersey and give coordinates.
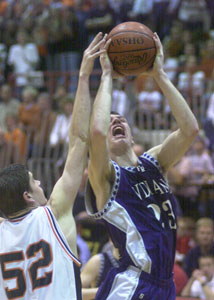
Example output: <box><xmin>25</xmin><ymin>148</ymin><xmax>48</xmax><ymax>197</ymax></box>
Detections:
<box><xmin>44</xmin><ymin>207</ymin><xmax>81</xmax><ymax>267</ymax></box>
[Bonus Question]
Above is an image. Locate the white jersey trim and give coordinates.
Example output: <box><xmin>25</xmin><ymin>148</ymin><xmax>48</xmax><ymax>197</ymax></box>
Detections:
<box><xmin>141</xmin><ymin>152</ymin><xmax>162</xmax><ymax>172</ymax></box>
<box><xmin>85</xmin><ymin>160</ymin><xmax>120</xmax><ymax>219</ymax></box>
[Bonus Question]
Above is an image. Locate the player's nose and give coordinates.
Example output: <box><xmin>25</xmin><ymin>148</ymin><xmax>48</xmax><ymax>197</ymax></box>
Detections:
<box><xmin>112</xmin><ymin>117</ymin><xmax>121</xmax><ymax>125</ymax></box>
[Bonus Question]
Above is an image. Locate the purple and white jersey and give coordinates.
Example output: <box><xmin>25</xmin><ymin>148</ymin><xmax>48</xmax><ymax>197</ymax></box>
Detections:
<box><xmin>85</xmin><ymin>152</ymin><xmax>177</xmax><ymax>281</ymax></box>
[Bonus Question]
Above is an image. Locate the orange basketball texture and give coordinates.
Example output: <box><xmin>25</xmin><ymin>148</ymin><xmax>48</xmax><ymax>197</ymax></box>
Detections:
<box><xmin>107</xmin><ymin>22</ymin><xmax>156</xmax><ymax>76</ymax></box>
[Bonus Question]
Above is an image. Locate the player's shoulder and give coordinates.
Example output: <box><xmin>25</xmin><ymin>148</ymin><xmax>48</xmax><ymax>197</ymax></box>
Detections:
<box><xmin>0</xmin><ymin>217</ymin><xmax>5</xmax><ymax>224</ymax></box>
<box><xmin>139</xmin><ymin>152</ymin><xmax>161</xmax><ymax>171</ymax></box>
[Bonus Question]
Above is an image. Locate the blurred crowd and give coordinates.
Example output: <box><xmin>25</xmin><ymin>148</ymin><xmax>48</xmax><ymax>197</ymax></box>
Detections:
<box><xmin>0</xmin><ymin>1</ymin><xmax>214</xmax><ymax>298</ymax></box>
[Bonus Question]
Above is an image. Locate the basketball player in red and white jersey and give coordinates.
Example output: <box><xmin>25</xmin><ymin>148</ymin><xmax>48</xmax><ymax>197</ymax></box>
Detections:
<box><xmin>0</xmin><ymin>33</ymin><xmax>107</xmax><ymax>300</ymax></box>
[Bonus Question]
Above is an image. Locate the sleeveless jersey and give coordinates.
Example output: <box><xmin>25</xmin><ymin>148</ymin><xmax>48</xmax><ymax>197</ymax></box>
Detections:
<box><xmin>0</xmin><ymin>206</ymin><xmax>82</xmax><ymax>300</ymax></box>
<box><xmin>96</xmin><ymin>250</ymin><xmax>119</xmax><ymax>287</ymax></box>
<box><xmin>85</xmin><ymin>152</ymin><xmax>177</xmax><ymax>281</ymax></box>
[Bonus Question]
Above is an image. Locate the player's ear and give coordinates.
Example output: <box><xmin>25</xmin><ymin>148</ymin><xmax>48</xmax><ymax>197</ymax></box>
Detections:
<box><xmin>23</xmin><ymin>191</ymin><xmax>34</xmax><ymax>204</ymax></box>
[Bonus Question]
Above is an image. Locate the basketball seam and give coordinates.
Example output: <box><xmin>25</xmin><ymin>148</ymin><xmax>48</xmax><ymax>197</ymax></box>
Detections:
<box><xmin>108</xmin><ymin>30</ymin><xmax>154</xmax><ymax>41</ymax></box>
<box><xmin>108</xmin><ymin>47</ymin><xmax>156</xmax><ymax>54</ymax></box>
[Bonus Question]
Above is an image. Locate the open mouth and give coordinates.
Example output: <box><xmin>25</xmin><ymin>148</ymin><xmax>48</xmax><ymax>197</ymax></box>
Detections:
<box><xmin>112</xmin><ymin>126</ymin><xmax>125</xmax><ymax>137</ymax></box>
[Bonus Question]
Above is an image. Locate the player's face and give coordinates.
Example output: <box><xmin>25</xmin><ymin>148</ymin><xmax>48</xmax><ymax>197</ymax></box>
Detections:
<box><xmin>28</xmin><ymin>172</ymin><xmax>47</xmax><ymax>206</ymax></box>
<box><xmin>108</xmin><ymin>114</ymin><xmax>133</xmax><ymax>155</ymax></box>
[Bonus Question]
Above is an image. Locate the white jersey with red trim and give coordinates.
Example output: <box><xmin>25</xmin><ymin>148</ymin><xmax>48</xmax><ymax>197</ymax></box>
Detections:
<box><xmin>0</xmin><ymin>206</ymin><xmax>82</xmax><ymax>300</ymax></box>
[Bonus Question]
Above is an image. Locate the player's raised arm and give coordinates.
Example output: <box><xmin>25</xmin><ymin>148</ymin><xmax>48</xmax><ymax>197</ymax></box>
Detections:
<box><xmin>48</xmin><ymin>33</ymin><xmax>107</xmax><ymax>254</ymax></box>
<box><xmin>146</xmin><ymin>33</ymin><xmax>199</xmax><ymax>172</ymax></box>
<box><xmin>88</xmin><ymin>39</ymin><xmax>115</xmax><ymax>211</ymax></box>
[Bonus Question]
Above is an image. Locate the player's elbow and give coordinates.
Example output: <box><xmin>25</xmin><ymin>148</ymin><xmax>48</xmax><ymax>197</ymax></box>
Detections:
<box><xmin>184</xmin><ymin>120</ymin><xmax>200</xmax><ymax>139</ymax></box>
<box><xmin>90</xmin><ymin>126</ymin><xmax>107</xmax><ymax>143</ymax></box>
<box><xmin>188</xmin><ymin>124</ymin><xmax>200</xmax><ymax>139</ymax></box>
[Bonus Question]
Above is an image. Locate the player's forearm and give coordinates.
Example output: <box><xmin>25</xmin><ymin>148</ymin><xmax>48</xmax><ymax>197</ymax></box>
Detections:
<box><xmin>70</xmin><ymin>74</ymin><xmax>92</xmax><ymax>143</ymax></box>
<box><xmin>90</xmin><ymin>73</ymin><xmax>112</xmax><ymax>137</ymax></box>
<box><xmin>82</xmin><ymin>288</ymin><xmax>98</xmax><ymax>300</ymax></box>
<box><xmin>154</xmin><ymin>71</ymin><xmax>199</xmax><ymax>137</ymax></box>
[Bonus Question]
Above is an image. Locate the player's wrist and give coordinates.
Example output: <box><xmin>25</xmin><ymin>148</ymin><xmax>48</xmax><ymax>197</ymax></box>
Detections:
<box><xmin>101</xmin><ymin>70</ymin><xmax>112</xmax><ymax>78</ymax></box>
<box><xmin>153</xmin><ymin>70</ymin><xmax>168</xmax><ymax>82</ymax></box>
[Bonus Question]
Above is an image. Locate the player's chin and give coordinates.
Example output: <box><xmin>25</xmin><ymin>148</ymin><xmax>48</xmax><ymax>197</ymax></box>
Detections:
<box><xmin>112</xmin><ymin>135</ymin><xmax>126</xmax><ymax>143</ymax></box>
<box><xmin>111</xmin><ymin>136</ymin><xmax>129</xmax><ymax>149</ymax></box>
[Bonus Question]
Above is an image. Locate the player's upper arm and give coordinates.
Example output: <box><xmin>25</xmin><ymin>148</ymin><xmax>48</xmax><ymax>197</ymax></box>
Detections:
<box><xmin>48</xmin><ymin>137</ymin><xmax>88</xmax><ymax>219</ymax></box>
<box><xmin>148</xmin><ymin>128</ymin><xmax>197</xmax><ymax>172</ymax></box>
<box><xmin>88</xmin><ymin>128</ymin><xmax>115</xmax><ymax>211</ymax></box>
<box><xmin>81</xmin><ymin>254</ymin><xmax>101</xmax><ymax>288</ymax></box>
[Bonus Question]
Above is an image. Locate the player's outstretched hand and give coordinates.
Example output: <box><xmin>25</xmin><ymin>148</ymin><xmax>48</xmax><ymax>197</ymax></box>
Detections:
<box><xmin>80</xmin><ymin>32</ymin><xmax>107</xmax><ymax>77</ymax></box>
<box><xmin>99</xmin><ymin>38</ymin><xmax>113</xmax><ymax>75</ymax></box>
<box><xmin>142</xmin><ymin>33</ymin><xmax>165</xmax><ymax>78</ymax></box>
<box><xmin>100</xmin><ymin>38</ymin><xmax>124</xmax><ymax>79</ymax></box>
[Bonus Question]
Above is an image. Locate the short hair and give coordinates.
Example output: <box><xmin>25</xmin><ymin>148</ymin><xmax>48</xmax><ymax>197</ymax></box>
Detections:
<box><xmin>0</xmin><ymin>164</ymin><xmax>31</xmax><ymax>218</ymax></box>
<box><xmin>111</xmin><ymin>111</ymin><xmax>121</xmax><ymax>116</ymax></box>
<box><xmin>196</xmin><ymin>218</ymin><xmax>214</xmax><ymax>231</ymax></box>
<box><xmin>22</xmin><ymin>86</ymin><xmax>38</xmax><ymax>98</ymax></box>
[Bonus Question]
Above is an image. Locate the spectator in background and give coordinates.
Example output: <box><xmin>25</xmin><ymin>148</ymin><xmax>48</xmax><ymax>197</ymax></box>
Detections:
<box><xmin>183</xmin><ymin>218</ymin><xmax>214</xmax><ymax>278</ymax></box>
<box><xmin>206</xmin><ymin>0</ymin><xmax>214</xmax><ymax>28</ymax></box>
<box><xmin>127</xmin><ymin>0</ymin><xmax>153</xmax><ymax>28</ymax></box>
<box><xmin>163</xmin><ymin>23</ymin><xmax>184</xmax><ymax>58</ymax></box>
<box><xmin>45</xmin><ymin>7</ymin><xmax>62</xmax><ymax>72</ymax></box>
<box><xmin>177</xmin><ymin>55</ymin><xmax>205</xmax><ymax>101</ymax></box>
<box><xmin>136</xmin><ymin>76</ymin><xmax>162</xmax><ymax>129</ymax></box>
<box><xmin>0</xmin><ymin>84</ymin><xmax>20</xmax><ymax>131</ymax></box>
<box><xmin>56</xmin><ymin>6</ymin><xmax>81</xmax><ymax>93</ymax></box>
<box><xmin>169</xmin><ymin>135</ymin><xmax>214</xmax><ymax>217</ymax></box>
<box><xmin>0</xmin><ymin>0</ymin><xmax>8</xmax><ymax>16</ymax></box>
<box><xmin>33</xmin><ymin>92</ymin><xmax>56</xmax><ymax>157</ymax></box>
<box><xmin>85</xmin><ymin>0</ymin><xmax>115</xmax><ymax>43</ymax></box>
<box><xmin>4</xmin><ymin>112</ymin><xmax>26</xmax><ymax>162</ymax></box>
<box><xmin>108</xmin><ymin>0</ymin><xmax>131</xmax><ymax>24</ymax></box>
<box><xmin>18</xmin><ymin>86</ymin><xmax>40</xmax><ymax>132</ymax></box>
<box><xmin>84</xmin><ymin>0</ymin><xmax>115</xmax><ymax>86</ymax></box>
<box><xmin>152</xmin><ymin>0</ymin><xmax>180</xmax><ymax>40</ymax></box>
<box><xmin>181</xmin><ymin>255</ymin><xmax>214</xmax><ymax>299</ymax></box>
<box><xmin>0</xmin><ymin>41</ymin><xmax>7</xmax><ymax>85</ymax></box>
<box><xmin>200</xmin><ymin>39</ymin><xmax>214</xmax><ymax>78</ymax></box>
<box><xmin>176</xmin><ymin>217</ymin><xmax>196</xmax><ymax>264</ymax></box>
<box><xmin>52</xmin><ymin>84</ymin><xmax>67</xmax><ymax>111</ymax></box>
<box><xmin>179</xmin><ymin>42</ymin><xmax>197</xmax><ymax>67</ymax></box>
<box><xmin>163</xmin><ymin>44</ymin><xmax>179</xmax><ymax>84</ymax></box>
<box><xmin>8</xmin><ymin>30</ymin><xmax>39</xmax><ymax>99</ymax></box>
<box><xmin>49</xmin><ymin>94</ymin><xmax>73</xmax><ymax>158</ymax></box>
<box><xmin>111</xmin><ymin>78</ymin><xmax>130</xmax><ymax>120</ymax></box>
<box><xmin>177</xmin><ymin>0</ymin><xmax>210</xmax><ymax>35</ymax></box>
<box><xmin>203</xmin><ymin>85</ymin><xmax>214</xmax><ymax>151</ymax></box>
<box><xmin>32</xmin><ymin>22</ymin><xmax>49</xmax><ymax>71</ymax></box>
<box><xmin>0</xmin><ymin>127</ymin><xmax>8</xmax><ymax>168</ymax></box>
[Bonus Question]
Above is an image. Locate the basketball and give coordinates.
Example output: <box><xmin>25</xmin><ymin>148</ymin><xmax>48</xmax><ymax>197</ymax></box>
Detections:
<box><xmin>107</xmin><ymin>22</ymin><xmax>156</xmax><ymax>76</ymax></box>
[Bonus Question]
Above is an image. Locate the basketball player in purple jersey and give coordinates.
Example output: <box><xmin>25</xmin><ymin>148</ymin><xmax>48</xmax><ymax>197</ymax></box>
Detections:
<box><xmin>85</xmin><ymin>33</ymin><xmax>199</xmax><ymax>300</ymax></box>
<box><xmin>0</xmin><ymin>33</ymin><xmax>107</xmax><ymax>300</ymax></box>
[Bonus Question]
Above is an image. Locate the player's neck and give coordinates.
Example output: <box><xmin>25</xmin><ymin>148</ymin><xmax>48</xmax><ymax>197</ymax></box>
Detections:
<box><xmin>8</xmin><ymin>207</ymin><xmax>35</xmax><ymax>219</ymax></box>
<box><xmin>112</xmin><ymin>150</ymin><xmax>138</xmax><ymax>167</ymax></box>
